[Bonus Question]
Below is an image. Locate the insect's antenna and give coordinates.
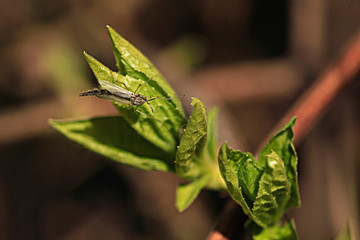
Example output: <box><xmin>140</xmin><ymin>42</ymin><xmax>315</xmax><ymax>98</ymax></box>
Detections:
<box><xmin>135</xmin><ymin>77</ymin><xmax>152</xmax><ymax>93</ymax></box>
<box><xmin>135</xmin><ymin>109</ymin><xmax>172</xmax><ymax>135</ymax></box>
<box><xmin>147</xmin><ymin>97</ymin><xmax>174</xmax><ymax>102</ymax></box>
<box><xmin>146</xmin><ymin>94</ymin><xmax>185</xmax><ymax>102</ymax></box>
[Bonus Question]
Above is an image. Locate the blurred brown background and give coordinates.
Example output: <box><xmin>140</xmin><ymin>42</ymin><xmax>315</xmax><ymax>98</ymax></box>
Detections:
<box><xmin>0</xmin><ymin>0</ymin><xmax>359</xmax><ymax>239</ymax></box>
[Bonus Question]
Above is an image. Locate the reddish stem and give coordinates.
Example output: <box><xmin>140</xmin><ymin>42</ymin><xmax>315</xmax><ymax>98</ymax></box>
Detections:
<box><xmin>207</xmin><ymin>31</ymin><xmax>360</xmax><ymax>240</ymax></box>
<box><xmin>258</xmin><ymin>31</ymin><xmax>360</xmax><ymax>151</ymax></box>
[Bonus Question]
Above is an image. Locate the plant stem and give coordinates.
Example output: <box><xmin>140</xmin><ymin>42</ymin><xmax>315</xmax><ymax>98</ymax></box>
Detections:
<box><xmin>207</xmin><ymin>30</ymin><xmax>360</xmax><ymax>240</ymax></box>
<box><xmin>257</xmin><ymin>31</ymin><xmax>360</xmax><ymax>153</ymax></box>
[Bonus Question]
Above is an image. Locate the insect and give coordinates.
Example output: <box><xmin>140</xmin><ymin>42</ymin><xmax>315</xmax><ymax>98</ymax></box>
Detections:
<box><xmin>79</xmin><ymin>77</ymin><xmax>175</xmax><ymax>132</ymax></box>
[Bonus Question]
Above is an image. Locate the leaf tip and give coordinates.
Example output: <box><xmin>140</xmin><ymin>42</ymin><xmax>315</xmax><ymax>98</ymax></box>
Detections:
<box><xmin>221</xmin><ymin>141</ymin><xmax>229</xmax><ymax>149</ymax></box>
<box><xmin>106</xmin><ymin>25</ymin><xmax>118</xmax><ymax>42</ymax></box>
<box><xmin>289</xmin><ymin>116</ymin><xmax>297</xmax><ymax>126</ymax></box>
<box><xmin>209</xmin><ymin>106</ymin><xmax>219</xmax><ymax>115</ymax></box>
<box><xmin>190</xmin><ymin>98</ymin><xmax>206</xmax><ymax>111</ymax></box>
<box><xmin>175</xmin><ymin>188</ymin><xmax>187</xmax><ymax>213</ymax></box>
<box><xmin>48</xmin><ymin>118</ymin><xmax>63</xmax><ymax>132</ymax></box>
<box><xmin>48</xmin><ymin>118</ymin><xmax>57</xmax><ymax>127</ymax></box>
<box><xmin>175</xmin><ymin>204</ymin><xmax>185</xmax><ymax>213</ymax></box>
<box><xmin>83</xmin><ymin>51</ymin><xmax>93</xmax><ymax>62</ymax></box>
<box><xmin>106</xmin><ymin>25</ymin><xmax>114</xmax><ymax>32</ymax></box>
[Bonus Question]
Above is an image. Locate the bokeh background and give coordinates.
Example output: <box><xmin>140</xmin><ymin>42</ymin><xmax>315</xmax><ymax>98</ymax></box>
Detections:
<box><xmin>0</xmin><ymin>0</ymin><xmax>359</xmax><ymax>239</ymax></box>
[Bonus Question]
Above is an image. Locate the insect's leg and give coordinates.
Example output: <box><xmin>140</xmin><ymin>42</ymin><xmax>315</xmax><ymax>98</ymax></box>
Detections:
<box><xmin>146</xmin><ymin>101</ymin><xmax>154</xmax><ymax>113</ymax></box>
<box><xmin>118</xmin><ymin>81</ymin><xmax>129</xmax><ymax>90</ymax></box>
<box><xmin>146</xmin><ymin>97</ymin><xmax>157</xmax><ymax>102</ymax></box>
<box><xmin>110</xmin><ymin>71</ymin><xmax>129</xmax><ymax>90</ymax></box>
<box><xmin>134</xmin><ymin>77</ymin><xmax>152</xmax><ymax>93</ymax></box>
<box><xmin>132</xmin><ymin>100</ymin><xmax>153</xmax><ymax>114</ymax></box>
<box><xmin>128</xmin><ymin>103</ymin><xmax>135</xmax><ymax>111</ymax></box>
<box><xmin>135</xmin><ymin>109</ymin><xmax>172</xmax><ymax>135</ymax></box>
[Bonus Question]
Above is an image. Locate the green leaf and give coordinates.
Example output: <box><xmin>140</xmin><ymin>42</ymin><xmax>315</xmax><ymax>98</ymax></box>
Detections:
<box><xmin>174</xmin><ymin>103</ymin><xmax>224</xmax><ymax>212</ymax></box>
<box><xmin>259</xmin><ymin>117</ymin><xmax>300</xmax><ymax>209</ymax></box>
<box><xmin>252</xmin><ymin>151</ymin><xmax>291</xmax><ymax>226</ymax></box>
<box><xmin>253</xmin><ymin>219</ymin><xmax>298</xmax><ymax>240</ymax></box>
<box><xmin>202</xmin><ymin>107</ymin><xmax>226</xmax><ymax>190</ymax></box>
<box><xmin>218</xmin><ymin>143</ymin><xmax>265</xmax><ymax>227</ymax></box>
<box><xmin>175</xmin><ymin>98</ymin><xmax>207</xmax><ymax>179</ymax></box>
<box><xmin>106</xmin><ymin>25</ymin><xmax>186</xmax><ymax>129</ymax></box>
<box><xmin>237</xmin><ymin>154</ymin><xmax>264</xmax><ymax>203</ymax></box>
<box><xmin>107</xmin><ymin>26</ymin><xmax>182</xmax><ymax>97</ymax></box>
<box><xmin>83</xmin><ymin>52</ymin><xmax>183</xmax><ymax>155</ymax></box>
<box><xmin>49</xmin><ymin>116</ymin><xmax>173</xmax><ymax>171</ymax></box>
<box><xmin>219</xmin><ymin>118</ymin><xmax>300</xmax><ymax>229</ymax></box>
<box><xmin>176</xmin><ymin>175</ymin><xmax>210</xmax><ymax>212</ymax></box>
<box><xmin>206</xmin><ymin>107</ymin><xmax>218</xmax><ymax>161</ymax></box>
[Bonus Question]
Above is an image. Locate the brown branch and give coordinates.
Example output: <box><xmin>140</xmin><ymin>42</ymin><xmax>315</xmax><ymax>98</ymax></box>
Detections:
<box><xmin>207</xmin><ymin>30</ymin><xmax>360</xmax><ymax>240</ymax></box>
<box><xmin>189</xmin><ymin>59</ymin><xmax>301</xmax><ymax>106</ymax></box>
<box><xmin>257</xmin><ymin>30</ymin><xmax>360</xmax><ymax>151</ymax></box>
<box><xmin>0</xmin><ymin>98</ymin><xmax>117</xmax><ymax>144</ymax></box>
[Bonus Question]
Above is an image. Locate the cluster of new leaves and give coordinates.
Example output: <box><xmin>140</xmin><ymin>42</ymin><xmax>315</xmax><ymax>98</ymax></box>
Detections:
<box><xmin>50</xmin><ymin>26</ymin><xmax>225</xmax><ymax>213</ymax></box>
<box><xmin>50</xmin><ymin>26</ymin><xmax>302</xmax><ymax>239</ymax></box>
<box><xmin>218</xmin><ymin>117</ymin><xmax>300</xmax><ymax>239</ymax></box>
